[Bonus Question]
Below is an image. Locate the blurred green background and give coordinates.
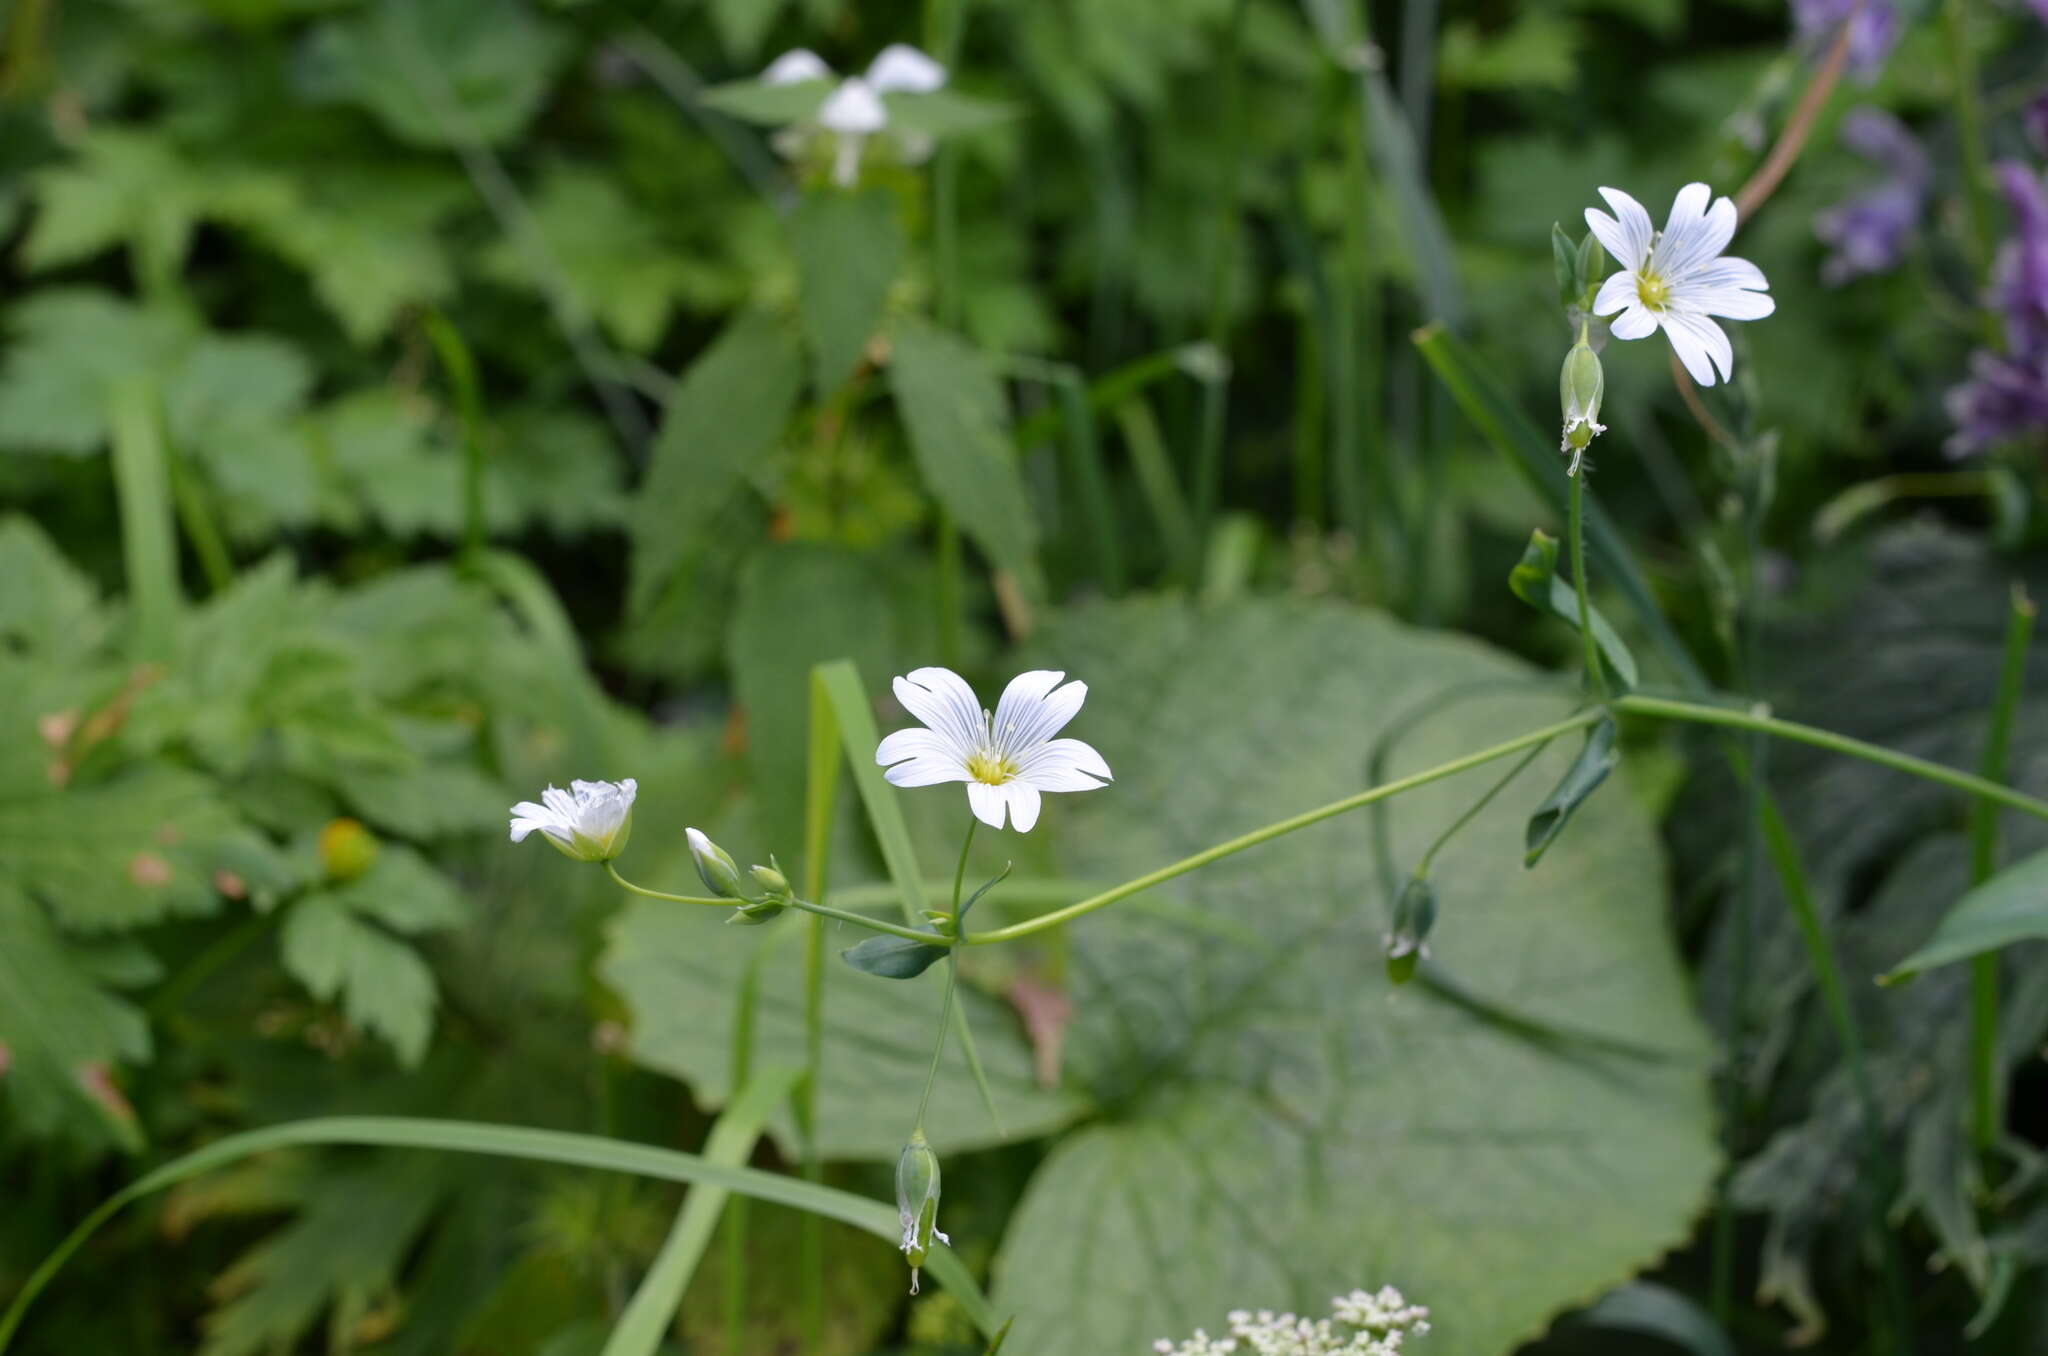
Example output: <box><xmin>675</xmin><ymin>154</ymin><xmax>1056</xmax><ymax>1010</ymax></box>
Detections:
<box><xmin>3</xmin><ymin>0</ymin><xmax>2048</xmax><ymax>1352</ymax></box>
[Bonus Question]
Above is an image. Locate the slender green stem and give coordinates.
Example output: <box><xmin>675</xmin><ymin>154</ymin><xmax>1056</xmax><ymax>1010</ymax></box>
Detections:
<box><xmin>423</xmin><ymin>310</ymin><xmax>487</xmax><ymax>562</ymax></box>
<box><xmin>974</xmin><ymin>709</ymin><xmax>1606</xmax><ymax>945</ymax></box>
<box><xmin>798</xmin><ymin>912</ymin><xmax>825</xmax><ymax>1351</ymax></box>
<box><xmin>1968</xmin><ymin>585</ymin><xmax>2035</xmax><ymax>1153</ymax></box>
<box><xmin>1613</xmin><ymin>694</ymin><xmax>2048</xmax><ymax>821</ymax></box>
<box><xmin>604</xmin><ymin>864</ymin><xmax>727</xmax><ymax>907</ymax></box>
<box><xmin>1414</xmin><ymin>742</ymin><xmax>1550</xmax><ymax>878</ymax></box>
<box><xmin>913</xmin><ymin>820</ymin><xmax>978</xmax><ymax>1132</ymax></box>
<box><xmin>1568</xmin><ymin>465</ymin><xmax>1608</xmax><ymax>702</ymax></box>
<box><xmin>164</xmin><ymin>442</ymin><xmax>233</xmax><ymax>594</ymax></box>
<box><xmin>1943</xmin><ymin>0</ymin><xmax>1998</xmax><ymax>311</ymax></box>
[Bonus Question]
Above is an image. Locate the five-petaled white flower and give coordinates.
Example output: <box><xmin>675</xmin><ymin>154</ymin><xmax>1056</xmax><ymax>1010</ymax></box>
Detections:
<box><xmin>876</xmin><ymin>668</ymin><xmax>1111</xmax><ymax>833</ymax></box>
<box><xmin>509</xmin><ymin>779</ymin><xmax>637</xmax><ymax>863</ymax></box>
<box><xmin>1585</xmin><ymin>183</ymin><xmax>1775</xmax><ymax>387</ymax></box>
<box><xmin>761</xmin><ymin>43</ymin><xmax>948</xmax><ymax>187</ymax></box>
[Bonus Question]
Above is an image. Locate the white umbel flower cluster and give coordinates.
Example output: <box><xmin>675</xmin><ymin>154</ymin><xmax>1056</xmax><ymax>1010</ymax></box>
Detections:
<box><xmin>1152</xmin><ymin>1287</ymin><xmax>1430</xmax><ymax>1356</ymax></box>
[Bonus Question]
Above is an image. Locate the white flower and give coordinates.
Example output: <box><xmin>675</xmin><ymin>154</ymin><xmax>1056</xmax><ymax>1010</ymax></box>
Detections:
<box><xmin>1584</xmin><ymin>183</ymin><xmax>1775</xmax><ymax>387</ymax></box>
<box><xmin>509</xmin><ymin>779</ymin><xmax>637</xmax><ymax>863</ymax></box>
<box><xmin>762</xmin><ymin>48</ymin><xmax>832</xmax><ymax>85</ymax></box>
<box><xmin>876</xmin><ymin>667</ymin><xmax>1112</xmax><ymax>833</ymax></box>
<box><xmin>759</xmin><ymin>43</ymin><xmax>949</xmax><ymax>187</ymax></box>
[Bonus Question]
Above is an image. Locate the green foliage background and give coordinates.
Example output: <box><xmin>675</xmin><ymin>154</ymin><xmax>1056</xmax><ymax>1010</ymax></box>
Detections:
<box><xmin>2</xmin><ymin>0</ymin><xmax>2047</xmax><ymax>1352</ymax></box>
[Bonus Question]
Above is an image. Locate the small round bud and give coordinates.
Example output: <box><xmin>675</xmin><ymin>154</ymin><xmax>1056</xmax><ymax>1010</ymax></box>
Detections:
<box><xmin>895</xmin><ymin>1129</ymin><xmax>950</xmax><ymax>1294</ymax></box>
<box><xmin>686</xmin><ymin>828</ymin><xmax>745</xmax><ymax>899</ymax></box>
<box><xmin>1558</xmin><ymin>341</ymin><xmax>1606</xmax><ymax>463</ymax></box>
<box><xmin>1383</xmin><ymin>876</ymin><xmax>1437</xmax><ymax>986</ymax></box>
<box><xmin>318</xmin><ymin>818</ymin><xmax>379</xmax><ymax>883</ymax></box>
<box><xmin>749</xmin><ymin>861</ymin><xmax>790</xmax><ymax>897</ymax></box>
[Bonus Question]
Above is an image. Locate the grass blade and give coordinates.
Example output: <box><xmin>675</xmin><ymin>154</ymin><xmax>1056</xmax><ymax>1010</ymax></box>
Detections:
<box><xmin>603</xmin><ymin>1067</ymin><xmax>803</xmax><ymax>1356</ymax></box>
<box><xmin>0</xmin><ymin>1115</ymin><xmax>999</xmax><ymax>1351</ymax></box>
<box><xmin>106</xmin><ymin>376</ymin><xmax>180</xmax><ymax>660</ymax></box>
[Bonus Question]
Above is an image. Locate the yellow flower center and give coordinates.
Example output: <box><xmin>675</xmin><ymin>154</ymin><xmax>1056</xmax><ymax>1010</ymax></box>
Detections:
<box><xmin>1635</xmin><ymin>272</ymin><xmax>1672</xmax><ymax>311</ymax></box>
<box><xmin>965</xmin><ymin>749</ymin><xmax>1018</xmax><ymax>786</ymax></box>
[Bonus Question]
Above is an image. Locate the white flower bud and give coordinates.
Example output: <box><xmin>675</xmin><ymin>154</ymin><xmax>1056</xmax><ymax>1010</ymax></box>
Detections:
<box><xmin>685</xmin><ymin>827</ymin><xmax>745</xmax><ymax>898</ymax></box>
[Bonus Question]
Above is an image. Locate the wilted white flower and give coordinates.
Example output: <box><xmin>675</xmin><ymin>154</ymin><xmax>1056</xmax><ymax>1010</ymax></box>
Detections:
<box><xmin>876</xmin><ymin>667</ymin><xmax>1111</xmax><ymax>833</ymax></box>
<box><xmin>1584</xmin><ymin>183</ymin><xmax>1775</xmax><ymax>387</ymax></box>
<box><xmin>759</xmin><ymin>43</ymin><xmax>949</xmax><ymax>186</ymax></box>
<box><xmin>509</xmin><ymin>779</ymin><xmax>637</xmax><ymax>863</ymax></box>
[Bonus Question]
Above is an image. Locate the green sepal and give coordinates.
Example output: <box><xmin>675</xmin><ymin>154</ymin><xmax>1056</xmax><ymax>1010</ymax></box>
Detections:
<box><xmin>842</xmin><ymin>933</ymin><xmax>950</xmax><ymax>978</ymax></box>
<box><xmin>1574</xmin><ymin>232</ymin><xmax>1606</xmax><ymax>310</ymax></box>
<box><xmin>1383</xmin><ymin>876</ymin><xmax>1437</xmax><ymax>986</ymax></box>
<box><xmin>1551</xmin><ymin>224</ymin><xmax>1580</xmax><ymax>310</ymax></box>
<box><xmin>1524</xmin><ymin>718</ymin><xmax>1619</xmax><ymax>868</ymax></box>
<box><xmin>1509</xmin><ymin>529</ymin><xmax>1639</xmax><ymax>691</ymax></box>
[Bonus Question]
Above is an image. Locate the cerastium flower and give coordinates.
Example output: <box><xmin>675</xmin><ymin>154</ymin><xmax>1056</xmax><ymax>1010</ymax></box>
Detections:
<box><xmin>876</xmin><ymin>667</ymin><xmax>1112</xmax><ymax>832</ymax></box>
<box><xmin>1585</xmin><ymin>183</ymin><xmax>1775</xmax><ymax>387</ymax></box>
<box><xmin>508</xmin><ymin>779</ymin><xmax>637</xmax><ymax>863</ymax></box>
<box><xmin>1153</xmin><ymin>1285</ymin><xmax>1431</xmax><ymax>1355</ymax></box>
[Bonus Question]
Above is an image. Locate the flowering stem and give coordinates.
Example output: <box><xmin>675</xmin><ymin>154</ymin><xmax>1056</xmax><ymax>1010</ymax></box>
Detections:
<box><xmin>970</xmin><ymin>709</ymin><xmax>1607</xmax><ymax>945</ymax></box>
<box><xmin>1730</xmin><ymin>3</ymin><xmax>1856</xmax><ymax>223</ymax></box>
<box><xmin>913</xmin><ymin>820</ymin><xmax>977</xmax><ymax>1133</ymax></box>
<box><xmin>604</xmin><ymin>863</ymin><xmax>728</xmax><ymax>907</ymax></box>
<box><xmin>1414</xmin><ymin>741</ymin><xmax>1550</xmax><ymax>879</ymax></box>
<box><xmin>1612</xmin><ymin>694</ymin><xmax>2048</xmax><ymax>821</ymax></box>
<box><xmin>605</xmin><ymin>865</ymin><xmax>947</xmax><ymax>945</ymax></box>
<box><xmin>1567</xmin><ymin>467</ymin><xmax>1608</xmax><ymax>702</ymax></box>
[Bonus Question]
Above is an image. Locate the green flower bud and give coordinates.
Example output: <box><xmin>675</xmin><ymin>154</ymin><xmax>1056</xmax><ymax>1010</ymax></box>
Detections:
<box><xmin>725</xmin><ymin>898</ymin><xmax>788</xmax><ymax>926</ymax></box>
<box><xmin>1558</xmin><ymin>341</ymin><xmax>1605</xmax><ymax>470</ymax></box>
<box><xmin>685</xmin><ymin>827</ymin><xmax>745</xmax><ymax>899</ymax></box>
<box><xmin>749</xmin><ymin>858</ymin><xmax>790</xmax><ymax>898</ymax></box>
<box><xmin>1384</xmin><ymin>876</ymin><xmax>1437</xmax><ymax>987</ymax></box>
<box><xmin>895</xmin><ymin>1129</ymin><xmax>950</xmax><ymax>1294</ymax></box>
<box><xmin>318</xmin><ymin>818</ymin><xmax>379</xmax><ymax>883</ymax></box>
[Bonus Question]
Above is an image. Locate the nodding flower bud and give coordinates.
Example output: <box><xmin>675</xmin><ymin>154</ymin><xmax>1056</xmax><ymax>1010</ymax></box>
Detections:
<box><xmin>1384</xmin><ymin>876</ymin><xmax>1438</xmax><ymax>987</ymax></box>
<box><xmin>685</xmin><ymin>828</ymin><xmax>745</xmax><ymax>900</ymax></box>
<box><xmin>1558</xmin><ymin>340</ymin><xmax>1606</xmax><ymax>472</ymax></box>
<box><xmin>895</xmin><ymin>1129</ymin><xmax>949</xmax><ymax>1294</ymax></box>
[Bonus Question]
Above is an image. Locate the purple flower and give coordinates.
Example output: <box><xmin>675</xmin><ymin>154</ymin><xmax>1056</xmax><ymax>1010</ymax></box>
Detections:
<box><xmin>1947</xmin><ymin>163</ymin><xmax>2048</xmax><ymax>456</ymax></box>
<box><xmin>1813</xmin><ymin>108</ymin><xmax>1927</xmax><ymax>285</ymax></box>
<box><xmin>2028</xmin><ymin>93</ymin><xmax>2048</xmax><ymax>157</ymax></box>
<box><xmin>1791</xmin><ymin>0</ymin><xmax>1900</xmax><ymax>82</ymax></box>
<box><xmin>1992</xmin><ymin>162</ymin><xmax>2048</xmax><ymax>357</ymax></box>
<box><xmin>1946</xmin><ymin>349</ymin><xmax>2048</xmax><ymax>457</ymax></box>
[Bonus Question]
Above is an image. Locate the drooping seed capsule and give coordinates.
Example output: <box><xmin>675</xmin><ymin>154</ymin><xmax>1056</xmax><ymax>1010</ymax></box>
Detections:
<box><xmin>895</xmin><ymin>1129</ymin><xmax>950</xmax><ymax>1295</ymax></box>
<box><xmin>1558</xmin><ymin>340</ymin><xmax>1606</xmax><ymax>466</ymax></box>
<box><xmin>1383</xmin><ymin>876</ymin><xmax>1438</xmax><ymax>986</ymax></box>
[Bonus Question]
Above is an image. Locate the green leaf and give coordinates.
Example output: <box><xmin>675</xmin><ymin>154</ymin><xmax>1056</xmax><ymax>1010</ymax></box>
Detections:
<box><xmin>629</xmin><ymin>311</ymin><xmax>805</xmax><ymax>615</ymax></box>
<box><xmin>279</xmin><ymin>895</ymin><xmax>438</xmax><ymax>1065</ymax></box>
<box><xmin>792</xmin><ymin>189</ymin><xmax>904</xmax><ymax>392</ymax></box>
<box><xmin>0</xmin><ymin>290</ymin><xmax>194</xmax><ymax>456</ymax></box>
<box><xmin>698</xmin><ymin>80</ymin><xmax>831</xmax><ymax>128</ymax></box>
<box><xmin>332</xmin><ymin>763</ymin><xmax>510</xmax><ymax>839</ymax></box>
<box><xmin>1508</xmin><ymin>529</ymin><xmax>1639</xmax><ymax>690</ymax></box>
<box><xmin>887</xmin><ymin>319</ymin><xmax>1043</xmax><ymax>598</ymax></box>
<box><xmin>880</xmin><ymin>90</ymin><xmax>1019</xmax><ymax>139</ymax></box>
<box><xmin>707</xmin><ymin>0</ymin><xmax>790</xmax><ymax>61</ymax></box>
<box><xmin>324</xmin><ymin>843</ymin><xmax>469</xmax><ymax>935</ymax></box>
<box><xmin>0</xmin><ymin>1116</ymin><xmax>999</xmax><ymax>1351</ymax></box>
<box><xmin>0</xmin><ymin>515</ymin><xmax>104</xmax><ymax>658</ymax></box>
<box><xmin>0</xmin><ymin>766</ymin><xmax>268</xmax><ymax>932</ymax></box>
<box><xmin>481</xmin><ymin>166</ymin><xmax>697</xmax><ymax>353</ymax></box>
<box><xmin>1882</xmin><ymin>846</ymin><xmax>2048</xmax><ymax>983</ymax></box>
<box><xmin>199</xmin><ymin>1159</ymin><xmax>447</xmax><ymax>1356</ymax></box>
<box><xmin>1524</xmin><ymin>717</ymin><xmax>1619</xmax><ymax>867</ymax></box>
<box><xmin>989</xmin><ymin>596</ymin><xmax>1714</xmax><ymax>1354</ymax></box>
<box><xmin>602</xmin><ymin>1067</ymin><xmax>803</xmax><ymax>1356</ymax></box>
<box><xmin>1551</xmin><ymin>223</ymin><xmax>1579</xmax><ymax>309</ymax></box>
<box><xmin>728</xmin><ymin>544</ymin><xmax>906</xmax><ymax>853</ymax></box>
<box><xmin>1571</xmin><ymin>1283</ymin><xmax>1735</xmax><ymax>1356</ymax></box>
<box><xmin>0</xmin><ymin>883</ymin><xmax>151</xmax><ymax>1150</ymax></box>
<box><xmin>300</xmin><ymin>0</ymin><xmax>571</xmax><ymax>150</ymax></box>
<box><xmin>841</xmin><ymin>933</ymin><xmax>950</xmax><ymax>979</ymax></box>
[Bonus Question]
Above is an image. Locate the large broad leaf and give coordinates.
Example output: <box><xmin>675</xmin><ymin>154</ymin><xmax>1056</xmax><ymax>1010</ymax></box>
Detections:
<box><xmin>0</xmin><ymin>883</ymin><xmax>152</xmax><ymax>1149</ymax></box>
<box><xmin>628</xmin><ymin>311</ymin><xmax>805</xmax><ymax>615</ymax></box>
<box><xmin>792</xmin><ymin>189</ymin><xmax>903</xmax><ymax>392</ymax></box>
<box><xmin>887</xmin><ymin>319</ymin><xmax>1043</xmax><ymax>598</ymax></box>
<box><xmin>986</xmin><ymin>597</ymin><xmax>1716</xmax><ymax>1353</ymax></box>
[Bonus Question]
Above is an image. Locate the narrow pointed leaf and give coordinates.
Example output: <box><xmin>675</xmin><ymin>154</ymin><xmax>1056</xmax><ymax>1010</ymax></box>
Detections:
<box><xmin>1509</xmin><ymin>528</ymin><xmax>1639</xmax><ymax>690</ymax></box>
<box><xmin>1525</xmin><ymin>717</ymin><xmax>1619</xmax><ymax>867</ymax></box>
<box><xmin>1571</xmin><ymin>1283</ymin><xmax>1735</xmax><ymax>1356</ymax></box>
<box><xmin>1882</xmin><ymin>846</ymin><xmax>2048</xmax><ymax>983</ymax></box>
<box><xmin>842</xmin><ymin>933</ymin><xmax>950</xmax><ymax>979</ymax></box>
<box><xmin>792</xmin><ymin>190</ymin><xmax>902</xmax><ymax>392</ymax></box>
